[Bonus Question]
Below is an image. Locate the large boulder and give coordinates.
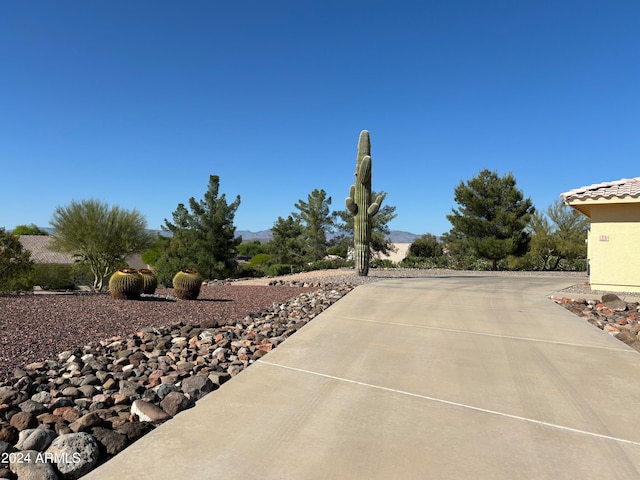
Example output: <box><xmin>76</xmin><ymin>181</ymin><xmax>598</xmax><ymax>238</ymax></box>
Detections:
<box><xmin>46</xmin><ymin>432</ymin><xmax>99</xmax><ymax>479</ymax></box>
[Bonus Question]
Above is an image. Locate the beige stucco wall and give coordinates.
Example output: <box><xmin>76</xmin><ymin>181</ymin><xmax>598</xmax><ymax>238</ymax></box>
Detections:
<box><xmin>587</xmin><ymin>203</ymin><xmax>640</xmax><ymax>292</ymax></box>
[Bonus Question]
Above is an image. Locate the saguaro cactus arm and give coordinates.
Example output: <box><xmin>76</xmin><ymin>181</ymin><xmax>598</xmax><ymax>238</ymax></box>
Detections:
<box><xmin>346</xmin><ymin>185</ymin><xmax>357</xmax><ymax>214</ymax></box>
<box><xmin>367</xmin><ymin>194</ymin><xmax>384</xmax><ymax>216</ymax></box>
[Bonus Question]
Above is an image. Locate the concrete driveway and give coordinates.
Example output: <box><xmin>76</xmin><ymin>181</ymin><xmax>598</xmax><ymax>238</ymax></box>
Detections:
<box><xmin>85</xmin><ymin>276</ymin><xmax>640</xmax><ymax>479</ymax></box>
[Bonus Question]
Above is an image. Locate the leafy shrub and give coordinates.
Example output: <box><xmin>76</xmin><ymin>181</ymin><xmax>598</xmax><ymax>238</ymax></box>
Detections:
<box><xmin>32</xmin><ymin>264</ymin><xmax>75</xmax><ymax>290</ymax></box>
<box><xmin>236</xmin><ymin>265</ymin><xmax>263</xmax><ymax>278</ymax></box>
<box><xmin>303</xmin><ymin>258</ymin><xmax>348</xmax><ymax>272</ymax></box>
<box><xmin>0</xmin><ymin>228</ymin><xmax>35</xmax><ymax>293</ymax></box>
<box><xmin>327</xmin><ymin>245</ymin><xmax>348</xmax><ymax>258</ymax></box>
<box><xmin>398</xmin><ymin>256</ymin><xmax>448</xmax><ymax>269</ymax></box>
<box><xmin>370</xmin><ymin>259</ymin><xmax>395</xmax><ymax>269</ymax></box>
<box><xmin>247</xmin><ymin>253</ymin><xmax>272</xmax><ymax>269</ymax></box>
<box><xmin>265</xmin><ymin>264</ymin><xmax>295</xmax><ymax>277</ymax></box>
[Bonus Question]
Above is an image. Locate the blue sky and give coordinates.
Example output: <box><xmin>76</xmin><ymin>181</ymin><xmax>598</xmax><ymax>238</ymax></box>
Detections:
<box><xmin>1</xmin><ymin>1</ymin><xmax>638</xmax><ymax>237</ymax></box>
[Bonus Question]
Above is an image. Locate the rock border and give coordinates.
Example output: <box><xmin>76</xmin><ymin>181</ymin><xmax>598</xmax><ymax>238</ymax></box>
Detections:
<box><xmin>0</xmin><ymin>283</ymin><xmax>355</xmax><ymax>480</ymax></box>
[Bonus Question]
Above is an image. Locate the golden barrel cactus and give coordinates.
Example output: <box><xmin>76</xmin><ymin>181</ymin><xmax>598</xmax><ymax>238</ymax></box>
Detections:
<box><xmin>172</xmin><ymin>268</ymin><xmax>203</xmax><ymax>300</ymax></box>
<box><xmin>138</xmin><ymin>268</ymin><xmax>158</xmax><ymax>294</ymax></box>
<box><xmin>109</xmin><ymin>268</ymin><xmax>143</xmax><ymax>300</ymax></box>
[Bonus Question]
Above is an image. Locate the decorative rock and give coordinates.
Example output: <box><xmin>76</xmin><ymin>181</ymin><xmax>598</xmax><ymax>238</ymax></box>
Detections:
<box><xmin>46</xmin><ymin>432</ymin><xmax>99</xmax><ymax>479</ymax></box>
<box><xmin>30</xmin><ymin>391</ymin><xmax>52</xmax><ymax>404</ymax></box>
<box><xmin>0</xmin><ymin>282</ymin><xmax>355</xmax><ymax>479</ymax></box>
<box><xmin>61</xmin><ymin>386</ymin><xmax>81</xmax><ymax>398</ymax></box>
<box><xmin>115</xmin><ymin>421</ymin><xmax>154</xmax><ymax>443</ymax></box>
<box><xmin>180</xmin><ymin>375</ymin><xmax>215</xmax><ymax>401</ymax></box>
<box><xmin>119</xmin><ymin>380</ymin><xmax>144</xmax><ymax>397</ymax></box>
<box><xmin>131</xmin><ymin>399</ymin><xmax>171</xmax><ymax>423</ymax></box>
<box><xmin>153</xmin><ymin>383</ymin><xmax>179</xmax><ymax>399</ymax></box>
<box><xmin>69</xmin><ymin>412</ymin><xmax>103</xmax><ymax>433</ymax></box>
<box><xmin>55</xmin><ymin>407</ymin><xmax>81</xmax><ymax>423</ymax></box>
<box><xmin>9</xmin><ymin>450</ymin><xmax>59</xmax><ymax>480</ymax></box>
<box><xmin>0</xmin><ymin>424</ymin><xmax>17</xmax><ymax>443</ymax></box>
<box><xmin>91</xmin><ymin>427</ymin><xmax>128</xmax><ymax>456</ymax></box>
<box><xmin>15</xmin><ymin>426</ymin><xmax>57</xmax><ymax>451</ymax></box>
<box><xmin>9</xmin><ymin>411</ymin><xmax>38</xmax><ymax>431</ymax></box>
<box><xmin>19</xmin><ymin>399</ymin><xmax>48</xmax><ymax>415</ymax></box>
<box><xmin>602</xmin><ymin>293</ymin><xmax>628</xmax><ymax>311</ymax></box>
<box><xmin>0</xmin><ymin>388</ymin><xmax>26</xmax><ymax>407</ymax></box>
<box><xmin>160</xmin><ymin>392</ymin><xmax>194</xmax><ymax>417</ymax></box>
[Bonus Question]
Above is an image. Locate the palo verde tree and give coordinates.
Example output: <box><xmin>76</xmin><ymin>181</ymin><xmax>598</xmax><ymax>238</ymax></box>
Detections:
<box><xmin>293</xmin><ymin>188</ymin><xmax>334</xmax><ymax>262</ymax></box>
<box><xmin>446</xmin><ymin>169</ymin><xmax>534</xmax><ymax>270</ymax></box>
<box><xmin>526</xmin><ymin>199</ymin><xmax>589</xmax><ymax>270</ymax></box>
<box><xmin>156</xmin><ymin>175</ymin><xmax>241</xmax><ymax>283</ymax></box>
<box><xmin>50</xmin><ymin>199</ymin><xmax>154</xmax><ymax>291</ymax></box>
<box><xmin>0</xmin><ymin>228</ymin><xmax>34</xmax><ymax>293</ymax></box>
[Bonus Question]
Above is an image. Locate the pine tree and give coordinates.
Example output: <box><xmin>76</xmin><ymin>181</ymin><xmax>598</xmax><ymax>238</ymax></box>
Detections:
<box><xmin>447</xmin><ymin>169</ymin><xmax>534</xmax><ymax>270</ymax></box>
<box><xmin>293</xmin><ymin>189</ymin><xmax>334</xmax><ymax>262</ymax></box>
<box><xmin>157</xmin><ymin>175</ymin><xmax>241</xmax><ymax>283</ymax></box>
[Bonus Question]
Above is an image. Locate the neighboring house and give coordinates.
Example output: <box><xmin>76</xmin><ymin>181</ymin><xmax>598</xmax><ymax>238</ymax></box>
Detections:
<box><xmin>17</xmin><ymin>235</ymin><xmax>146</xmax><ymax>269</ymax></box>
<box><xmin>561</xmin><ymin>177</ymin><xmax>640</xmax><ymax>292</ymax></box>
<box><xmin>373</xmin><ymin>243</ymin><xmax>411</xmax><ymax>263</ymax></box>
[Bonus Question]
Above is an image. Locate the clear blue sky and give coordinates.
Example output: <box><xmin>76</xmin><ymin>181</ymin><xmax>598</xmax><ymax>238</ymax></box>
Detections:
<box><xmin>2</xmin><ymin>1</ymin><xmax>638</xmax><ymax>237</ymax></box>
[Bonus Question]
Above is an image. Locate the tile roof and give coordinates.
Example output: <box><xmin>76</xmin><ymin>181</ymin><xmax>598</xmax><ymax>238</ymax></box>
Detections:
<box><xmin>561</xmin><ymin>177</ymin><xmax>640</xmax><ymax>203</ymax></box>
<box><xmin>17</xmin><ymin>235</ymin><xmax>146</xmax><ymax>268</ymax></box>
<box><xmin>18</xmin><ymin>235</ymin><xmax>74</xmax><ymax>264</ymax></box>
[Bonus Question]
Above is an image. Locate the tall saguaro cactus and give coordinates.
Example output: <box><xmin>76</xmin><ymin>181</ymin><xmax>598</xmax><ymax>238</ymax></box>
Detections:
<box><xmin>346</xmin><ymin>130</ymin><xmax>384</xmax><ymax>276</ymax></box>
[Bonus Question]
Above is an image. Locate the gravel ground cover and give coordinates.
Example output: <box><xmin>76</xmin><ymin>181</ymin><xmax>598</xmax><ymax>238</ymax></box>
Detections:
<box><xmin>0</xmin><ymin>285</ymin><xmax>310</xmax><ymax>383</ymax></box>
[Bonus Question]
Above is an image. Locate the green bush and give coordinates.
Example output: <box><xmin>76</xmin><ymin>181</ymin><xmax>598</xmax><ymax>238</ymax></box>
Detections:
<box><xmin>370</xmin><ymin>258</ymin><xmax>395</xmax><ymax>269</ymax></box>
<box><xmin>303</xmin><ymin>258</ymin><xmax>348</xmax><ymax>272</ymax></box>
<box><xmin>247</xmin><ymin>253</ymin><xmax>272</xmax><ymax>269</ymax></box>
<box><xmin>327</xmin><ymin>245</ymin><xmax>348</xmax><ymax>258</ymax></box>
<box><xmin>236</xmin><ymin>265</ymin><xmax>263</xmax><ymax>278</ymax></box>
<box><xmin>398</xmin><ymin>256</ymin><xmax>448</xmax><ymax>269</ymax></box>
<box><xmin>0</xmin><ymin>228</ymin><xmax>35</xmax><ymax>293</ymax></box>
<box><xmin>265</xmin><ymin>264</ymin><xmax>295</xmax><ymax>277</ymax></box>
<box><xmin>32</xmin><ymin>264</ymin><xmax>74</xmax><ymax>290</ymax></box>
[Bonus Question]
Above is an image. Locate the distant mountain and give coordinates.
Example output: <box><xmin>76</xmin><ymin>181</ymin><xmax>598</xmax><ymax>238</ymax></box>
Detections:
<box><xmin>388</xmin><ymin>231</ymin><xmax>421</xmax><ymax>243</ymax></box>
<box><xmin>236</xmin><ymin>230</ymin><xmax>273</xmax><ymax>242</ymax></box>
<box><xmin>236</xmin><ymin>229</ymin><xmax>420</xmax><ymax>243</ymax></box>
<box><xmin>22</xmin><ymin>227</ymin><xmax>420</xmax><ymax>244</ymax></box>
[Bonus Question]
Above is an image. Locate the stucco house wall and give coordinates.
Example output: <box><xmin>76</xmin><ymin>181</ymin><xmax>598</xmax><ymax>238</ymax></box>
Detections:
<box><xmin>561</xmin><ymin>178</ymin><xmax>640</xmax><ymax>293</ymax></box>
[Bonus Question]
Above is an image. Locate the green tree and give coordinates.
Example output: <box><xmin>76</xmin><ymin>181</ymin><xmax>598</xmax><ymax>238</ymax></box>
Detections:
<box><xmin>0</xmin><ymin>228</ymin><xmax>34</xmax><ymax>293</ymax></box>
<box><xmin>49</xmin><ymin>199</ymin><xmax>153</xmax><ymax>291</ymax></box>
<box><xmin>13</xmin><ymin>224</ymin><xmax>49</xmax><ymax>235</ymax></box>
<box><xmin>156</xmin><ymin>175</ymin><xmax>241</xmax><ymax>283</ymax></box>
<box><xmin>526</xmin><ymin>200</ymin><xmax>588</xmax><ymax>270</ymax></box>
<box><xmin>447</xmin><ymin>169</ymin><xmax>534</xmax><ymax>270</ymax></box>
<box><xmin>293</xmin><ymin>188</ymin><xmax>334</xmax><ymax>262</ymax></box>
<box><xmin>237</xmin><ymin>240</ymin><xmax>267</xmax><ymax>258</ymax></box>
<box><xmin>334</xmin><ymin>191</ymin><xmax>397</xmax><ymax>258</ymax></box>
<box><xmin>268</xmin><ymin>215</ymin><xmax>306</xmax><ymax>266</ymax></box>
<box><xmin>407</xmin><ymin>233</ymin><xmax>443</xmax><ymax>258</ymax></box>
<box><xmin>141</xmin><ymin>234</ymin><xmax>170</xmax><ymax>266</ymax></box>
